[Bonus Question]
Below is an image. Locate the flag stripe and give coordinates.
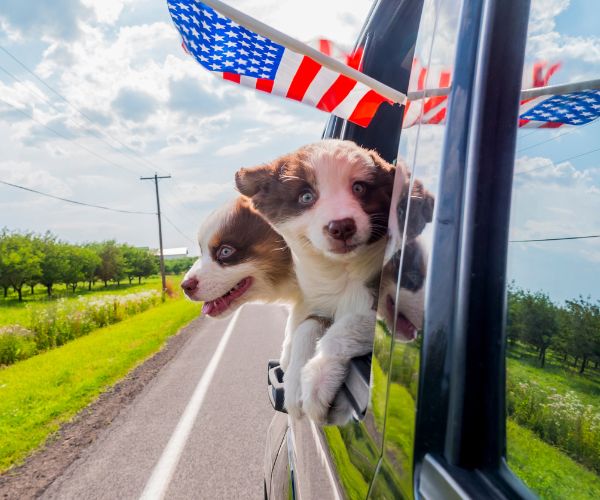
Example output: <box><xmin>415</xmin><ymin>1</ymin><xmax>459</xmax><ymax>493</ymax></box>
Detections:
<box><xmin>271</xmin><ymin>49</ymin><xmax>304</xmax><ymax>97</ymax></box>
<box><xmin>302</xmin><ymin>66</ymin><xmax>344</xmax><ymax>106</ymax></box>
<box><xmin>316</xmin><ymin>74</ymin><xmax>357</xmax><ymax>112</ymax></box>
<box><xmin>286</xmin><ymin>56</ymin><xmax>322</xmax><ymax>101</ymax></box>
<box><xmin>348</xmin><ymin>90</ymin><xmax>390</xmax><ymax>127</ymax></box>
<box><xmin>256</xmin><ymin>78</ymin><xmax>274</xmax><ymax>93</ymax></box>
<box><xmin>223</xmin><ymin>72</ymin><xmax>241</xmax><ymax>83</ymax></box>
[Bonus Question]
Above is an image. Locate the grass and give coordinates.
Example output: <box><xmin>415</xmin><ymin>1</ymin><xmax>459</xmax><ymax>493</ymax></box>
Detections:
<box><xmin>0</xmin><ymin>275</ymin><xmax>172</xmax><ymax>327</ymax></box>
<box><xmin>507</xmin><ymin>420</ymin><xmax>600</xmax><ymax>499</ymax></box>
<box><xmin>0</xmin><ymin>295</ymin><xmax>200</xmax><ymax>472</ymax></box>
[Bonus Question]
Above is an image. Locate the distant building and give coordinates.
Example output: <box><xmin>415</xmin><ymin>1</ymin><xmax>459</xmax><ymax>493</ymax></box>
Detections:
<box><xmin>155</xmin><ymin>247</ymin><xmax>189</xmax><ymax>260</ymax></box>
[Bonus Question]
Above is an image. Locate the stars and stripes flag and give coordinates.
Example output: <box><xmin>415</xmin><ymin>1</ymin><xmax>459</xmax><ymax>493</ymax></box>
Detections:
<box><xmin>167</xmin><ymin>0</ymin><xmax>406</xmax><ymax>127</ymax></box>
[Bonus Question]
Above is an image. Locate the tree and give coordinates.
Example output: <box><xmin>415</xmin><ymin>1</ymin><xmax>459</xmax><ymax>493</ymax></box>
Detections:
<box><xmin>38</xmin><ymin>234</ymin><xmax>68</xmax><ymax>296</ymax></box>
<box><xmin>520</xmin><ymin>291</ymin><xmax>559</xmax><ymax>368</ymax></box>
<box><xmin>566</xmin><ymin>297</ymin><xmax>600</xmax><ymax>374</ymax></box>
<box><xmin>97</xmin><ymin>241</ymin><xmax>126</xmax><ymax>287</ymax></box>
<box><xmin>123</xmin><ymin>246</ymin><xmax>158</xmax><ymax>284</ymax></box>
<box><xmin>79</xmin><ymin>246</ymin><xmax>101</xmax><ymax>291</ymax></box>
<box><xmin>63</xmin><ymin>246</ymin><xmax>88</xmax><ymax>292</ymax></box>
<box><xmin>0</xmin><ymin>231</ymin><xmax>42</xmax><ymax>301</ymax></box>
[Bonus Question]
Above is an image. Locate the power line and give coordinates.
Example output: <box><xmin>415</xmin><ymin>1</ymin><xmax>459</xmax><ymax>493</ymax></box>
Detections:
<box><xmin>0</xmin><ymin>45</ymin><xmax>168</xmax><ymax>177</ymax></box>
<box><xmin>163</xmin><ymin>213</ymin><xmax>196</xmax><ymax>245</ymax></box>
<box><xmin>0</xmin><ymin>179</ymin><xmax>155</xmax><ymax>215</ymax></box>
<box><xmin>510</xmin><ymin>234</ymin><xmax>600</xmax><ymax>243</ymax></box>
<box><xmin>0</xmin><ymin>97</ymin><xmax>141</xmax><ymax>176</ymax></box>
<box><xmin>515</xmin><ymin>145</ymin><xmax>600</xmax><ymax>176</ymax></box>
<box><xmin>517</xmin><ymin>119</ymin><xmax>599</xmax><ymax>154</ymax></box>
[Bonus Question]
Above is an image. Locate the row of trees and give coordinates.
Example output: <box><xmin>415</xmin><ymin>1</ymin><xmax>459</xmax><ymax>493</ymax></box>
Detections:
<box><xmin>507</xmin><ymin>286</ymin><xmax>600</xmax><ymax>374</ymax></box>
<box><xmin>0</xmin><ymin>229</ymin><xmax>159</xmax><ymax>301</ymax></box>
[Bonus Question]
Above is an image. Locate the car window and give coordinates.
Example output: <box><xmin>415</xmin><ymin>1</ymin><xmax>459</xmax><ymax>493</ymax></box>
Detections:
<box><xmin>368</xmin><ymin>0</ymin><xmax>461</xmax><ymax>497</ymax></box>
<box><xmin>504</xmin><ymin>1</ymin><xmax>600</xmax><ymax>497</ymax></box>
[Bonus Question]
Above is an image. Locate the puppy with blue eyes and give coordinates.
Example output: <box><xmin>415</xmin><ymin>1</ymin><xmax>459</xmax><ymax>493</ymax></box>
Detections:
<box><xmin>236</xmin><ymin>139</ymin><xmax>400</xmax><ymax>423</ymax></box>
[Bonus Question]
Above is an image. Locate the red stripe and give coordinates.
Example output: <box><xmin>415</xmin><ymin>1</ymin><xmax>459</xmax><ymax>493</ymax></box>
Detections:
<box><xmin>286</xmin><ymin>56</ymin><xmax>322</xmax><ymax>101</ymax></box>
<box><xmin>256</xmin><ymin>78</ymin><xmax>274</xmax><ymax>93</ymax></box>
<box><xmin>348</xmin><ymin>90</ymin><xmax>390</xmax><ymax>127</ymax></box>
<box><xmin>518</xmin><ymin>118</ymin><xmax>530</xmax><ymax>127</ymax></box>
<box><xmin>319</xmin><ymin>39</ymin><xmax>332</xmax><ymax>56</ymax></box>
<box><xmin>427</xmin><ymin>107</ymin><xmax>446</xmax><ymax>124</ymax></box>
<box><xmin>316</xmin><ymin>75</ymin><xmax>356</xmax><ymax>112</ymax></box>
<box><xmin>540</xmin><ymin>121</ymin><xmax>563</xmax><ymax>129</ymax></box>
<box><xmin>223</xmin><ymin>72</ymin><xmax>241</xmax><ymax>83</ymax></box>
<box><xmin>417</xmin><ymin>68</ymin><xmax>427</xmax><ymax>90</ymax></box>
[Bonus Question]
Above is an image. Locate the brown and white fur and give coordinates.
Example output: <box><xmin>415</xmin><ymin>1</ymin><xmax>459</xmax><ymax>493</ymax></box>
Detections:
<box><xmin>236</xmin><ymin>139</ymin><xmax>400</xmax><ymax>423</ymax></box>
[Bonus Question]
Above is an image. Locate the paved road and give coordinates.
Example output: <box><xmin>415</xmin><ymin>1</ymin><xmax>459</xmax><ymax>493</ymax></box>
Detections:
<box><xmin>43</xmin><ymin>303</ymin><xmax>287</xmax><ymax>500</ymax></box>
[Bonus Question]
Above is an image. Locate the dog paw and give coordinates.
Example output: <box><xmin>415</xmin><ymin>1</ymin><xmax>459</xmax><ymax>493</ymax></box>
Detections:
<box><xmin>327</xmin><ymin>391</ymin><xmax>355</xmax><ymax>426</ymax></box>
<box><xmin>301</xmin><ymin>355</ymin><xmax>347</xmax><ymax>424</ymax></box>
<box><xmin>283</xmin><ymin>366</ymin><xmax>304</xmax><ymax>419</ymax></box>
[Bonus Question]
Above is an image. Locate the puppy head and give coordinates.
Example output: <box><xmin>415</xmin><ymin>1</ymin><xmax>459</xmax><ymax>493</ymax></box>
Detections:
<box><xmin>378</xmin><ymin>238</ymin><xmax>427</xmax><ymax>342</ymax></box>
<box><xmin>181</xmin><ymin>196</ymin><xmax>292</xmax><ymax>318</ymax></box>
<box><xmin>236</xmin><ymin>139</ymin><xmax>398</xmax><ymax>259</ymax></box>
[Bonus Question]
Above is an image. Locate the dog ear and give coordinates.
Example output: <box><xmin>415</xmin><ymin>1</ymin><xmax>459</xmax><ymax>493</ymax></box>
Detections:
<box><xmin>368</xmin><ymin>150</ymin><xmax>395</xmax><ymax>174</ymax></box>
<box><xmin>411</xmin><ymin>178</ymin><xmax>434</xmax><ymax>224</ymax></box>
<box><xmin>235</xmin><ymin>164</ymin><xmax>275</xmax><ymax>197</ymax></box>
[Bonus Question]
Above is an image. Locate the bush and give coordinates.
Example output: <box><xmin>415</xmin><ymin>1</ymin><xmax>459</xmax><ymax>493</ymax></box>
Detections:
<box><xmin>508</xmin><ymin>378</ymin><xmax>600</xmax><ymax>472</ymax></box>
<box><xmin>0</xmin><ymin>326</ymin><xmax>38</xmax><ymax>365</ymax></box>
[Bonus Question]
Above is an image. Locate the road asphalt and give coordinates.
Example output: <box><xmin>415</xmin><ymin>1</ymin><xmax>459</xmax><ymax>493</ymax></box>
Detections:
<box><xmin>42</xmin><ymin>303</ymin><xmax>287</xmax><ymax>500</ymax></box>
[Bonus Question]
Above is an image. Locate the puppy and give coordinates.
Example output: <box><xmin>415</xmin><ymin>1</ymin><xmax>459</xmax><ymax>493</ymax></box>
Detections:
<box><xmin>181</xmin><ymin>196</ymin><xmax>299</xmax><ymax>316</ymax></box>
<box><xmin>236</xmin><ymin>139</ymin><xmax>400</xmax><ymax>423</ymax></box>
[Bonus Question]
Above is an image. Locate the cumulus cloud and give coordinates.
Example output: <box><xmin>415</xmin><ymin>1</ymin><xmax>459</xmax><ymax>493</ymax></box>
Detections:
<box><xmin>112</xmin><ymin>87</ymin><xmax>159</xmax><ymax>122</ymax></box>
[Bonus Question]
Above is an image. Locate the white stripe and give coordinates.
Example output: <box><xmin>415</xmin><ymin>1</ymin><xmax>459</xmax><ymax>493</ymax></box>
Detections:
<box><xmin>302</xmin><ymin>66</ymin><xmax>340</xmax><ymax>106</ymax></box>
<box><xmin>519</xmin><ymin>120</ymin><xmax>566</xmax><ymax>129</ymax></box>
<box><xmin>402</xmin><ymin>100</ymin><xmax>423</xmax><ymax>128</ymax></box>
<box><xmin>330</xmin><ymin>81</ymin><xmax>371</xmax><ymax>120</ymax></box>
<box><xmin>239</xmin><ymin>75</ymin><xmax>257</xmax><ymax>88</ymax></box>
<box><xmin>139</xmin><ymin>308</ymin><xmax>242</xmax><ymax>500</ymax></box>
<box><xmin>271</xmin><ymin>49</ymin><xmax>304</xmax><ymax>97</ymax></box>
<box><xmin>420</xmin><ymin>99</ymin><xmax>447</xmax><ymax>123</ymax></box>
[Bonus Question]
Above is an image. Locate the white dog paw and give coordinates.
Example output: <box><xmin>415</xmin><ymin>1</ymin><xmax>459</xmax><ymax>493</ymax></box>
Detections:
<box><xmin>301</xmin><ymin>355</ymin><xmax>347</xmax><ymax>424</ymax></box>
<box><xmin>283</xmin><ymin>367</ymin><xmax>304</xmax><ymax>419</ymax></box>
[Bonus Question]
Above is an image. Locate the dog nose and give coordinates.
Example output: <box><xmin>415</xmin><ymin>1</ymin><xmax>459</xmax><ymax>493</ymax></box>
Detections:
<box><xmin>327</xmin><ymin>218</ymin><xmax>357</xmax><ymax>240</ymax></box>
<box><xmin>181</xmin><ymin>277</ymin><xmax>199</xmax><ymax>293</ymax></box>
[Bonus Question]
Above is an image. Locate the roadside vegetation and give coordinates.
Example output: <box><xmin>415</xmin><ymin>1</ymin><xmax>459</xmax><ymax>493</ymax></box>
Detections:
<box><xmin>0</xmin><ymin>289</ymin><xmax>200</xmax><ymax>472</ymax></box>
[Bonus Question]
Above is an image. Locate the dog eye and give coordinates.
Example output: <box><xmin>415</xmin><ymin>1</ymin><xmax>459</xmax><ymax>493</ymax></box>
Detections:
<box><xmin>352</xmin><ymin>182</ymin><xmax>367</xmax><ymax>195</ymax></box>
<box><xmin>217</xmin><ymin>245</ymin><xmax>236</xmax><ymax>260</ymax></box>
<box><xmin>298</xmin><ymin>190</ymin><xmax>316</xmax><ymax>205</ymax></box>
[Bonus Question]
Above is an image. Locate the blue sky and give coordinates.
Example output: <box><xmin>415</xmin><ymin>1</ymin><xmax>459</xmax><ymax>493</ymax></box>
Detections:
<box><xmin>0</xmin><ymin>0</ymin><xmax>598</xmax><ymax>303</ymax></box>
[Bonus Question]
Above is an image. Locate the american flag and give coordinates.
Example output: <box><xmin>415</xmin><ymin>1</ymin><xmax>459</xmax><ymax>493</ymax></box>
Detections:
<box><xmin>167</xmin><ymin>1</ymin><xmax>400</xmax><ymax>127</ymax></box>
<box><xmin>518</xmin><ymin>90</ymin><xmax>600</xmax><ymax>128</ymax></box>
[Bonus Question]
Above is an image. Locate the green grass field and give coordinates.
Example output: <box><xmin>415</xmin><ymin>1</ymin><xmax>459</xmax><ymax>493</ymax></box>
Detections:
<box><xmin>0</xmin><ymin>295</ymin><xmax>200</xmax><ymax>472</ymax></box>
<box><xmin>0</xmin><ymin>276</ymin><xmax>172</xmax><ymax>327</ymax></box>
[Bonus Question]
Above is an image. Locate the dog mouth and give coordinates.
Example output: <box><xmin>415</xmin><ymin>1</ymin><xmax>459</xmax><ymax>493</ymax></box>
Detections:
<box><xmin>201</xmin><ymin>277</ymin><xmax>253</xmax><ymax>317</ymax></box>
<box><xmin>328</xmin><ymin>241</ymin><xmax>359</xmax><ymax>255</ymax></box>
<box><xmin>386</xmin><ymin>294</ymin><xmax>418</xmax><ymax>342</ymax></box>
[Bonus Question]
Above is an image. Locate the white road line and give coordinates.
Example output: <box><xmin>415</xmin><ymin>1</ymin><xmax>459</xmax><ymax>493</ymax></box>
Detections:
<box><xmin>139</xmin><ymin>308</ymin><xmax>242</xmax><ymax>500</ymax></box>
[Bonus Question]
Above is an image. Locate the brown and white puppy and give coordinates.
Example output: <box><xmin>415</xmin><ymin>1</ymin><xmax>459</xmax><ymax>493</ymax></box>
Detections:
<box><xmin>181</xmin><ymin>196</ymin><xmax>299</xmax><ymax>317</ymax></box>
<box><xmin>236</xmin><ymin>139</ymin><xmax>400</xmax><ymax>423</ymax></box>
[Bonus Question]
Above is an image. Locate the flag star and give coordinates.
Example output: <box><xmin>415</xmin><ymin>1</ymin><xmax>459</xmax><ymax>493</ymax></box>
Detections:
<box><xmin>200</xmin><ymin>44</ymin><xmax>210</xmax><ymax>53</ymax></box>
<box><xmin>212</xmin><ymin>54</ymin><xmax>222</xmax><ymax>60</ymax></box>
<box><xmin>266</xmin><ymin>52</ymin><xmax>276</xmax><ymax>59</ymax></box>
<box><xmin>168</xmin><ymin>4</ymin><xmax>176</xmax><ymax>10</ymax></box>
<box><xmin>592</xmin><ymin>104</ymin><xmax>600</xmax><ymax>109</ymax></box>
<box><xmin>253</xmin><ymin>42</ymin><xmax>263</xmax><ymax>49</ymax></box>
<box><xmin>191</xmin><ymin>4</ymin><xmax>200</xmax><ymax>14</ymax></box>
<box><xmin>264</xmin><ymin>59</ymin><xmax>274</xmax><ymax>65</ymax></box>
<box><xmin>191</xmin><ymin>27</ymin><xmax>199</xmax><ymax>38</ymax></box>
<box><xmin>215</xmin><ymin>22</ymin><xmax>226</xmax><ymax>29</ymax></box>
<box><xmin>177</xmin><ymin>2</ymin><xmax>189</xmax><ymax>10</ymax></box>
<box><xmin>180</xmin><ymin>13</ymin><xmax>189</xmax><ymax>22</ymax></box>
<box><xmin>248</xmin><ymin>66</ymin><xmax>259</xmax><ymax>73</ymax></box>
<box><xmin>252</xmin><ymin>50</ymin><xmax>261</xmax><ymax>57</ymax></box>
<box><xmin>229</xmin><ymin>20</ymin><xmax>239</xmax><ymax>27</ymax></box>
<box><xmin>268</xmin><ymin>46</ymin><xmax>278</xmax><ymax>52</ymax></box>
<box><xmin>224</xmin><ymin>50</ymin><xmax>235</xmax><ymax>57</ymax></box>
<box><xmin>192</xmin><ymin>17</ymin><xmax>200</xmax><ymax>26</ymax></box>
<box><xmin>572</xmin><ymin>118</ymin><xmax>582</xmax><ymax>123</ymax></box>
<box><xmin>239</xmin><ymin>48</ymin><xmax>249</xmax><ymax>56</ymax></box>
<box><xmin>241</xmin><ymin>31</ymin><xmax>251</xmax><ymax>40</ymax></box>
<box><xmin>240</xmin><ymin>40</ymin><xmax>250</xmax><ymax>47</ymax></box>
<box><xmin>203</xmin><ymin>9</ymin><xmax>213</xmax><ymax>18</ymax></box>
<box><xmin>582</xmin><ymin>111</ymin><xmax>592</xmax><ymax>116</ymax></box>
<box><xmin>584</xmin><ymin>98</ymin><xmax>595</xmax><ymax>103</ymax></box>
<box><xmin>214</xmin><ymin>34</ymin><xmax>224</xmax><ymax>42</ymax></box>
<box><xmin>210</xmin><ymin>63</ymin><xmax>220</xmax><ymax>70</ymax></box>
<box><xmin>224</xmin><ymin>60</ymin><xmax>234</xmax><ymax>67</ymax></box>
<box><xmin>188</xmin><ymin>40</ymin><xmax>197</xmax><ymax>50</ymax></box>
<box><xmin>201</xmin><ymin>20</ymin><xmax>212</xmax><ymax>30</ymax></box>
<box><xmin>225</xmin><ymin>41</ymin><xmax>236</xmax><ymax>47</ymax></box>
<box><xmin>557</xmin><ymin>109</ymin><xmax>569</xmax><ymax>114</ymax></box>
<box><xmin>238</xmin><ymin>67</ymin><xmax>246</xmax><ymax>74</ymax></box>
<box><xmin>199</xmin><ymin>55</ymin><xmax>209</xmax><ymax>62</ymax></box>
<box><xmin>181</xmin><ymin>25</ymin><xmax>189</xmax><ymax>34</ymax></box>
<box><xmin>201</xmin><ymin>32</ymin><xmax>211</xmax><ymax>41</ymax></box>
<box><xmin>259</xmin><ymin>73</ymin><xmax>270</xmax><ymax>78</ymax></box>
<box><xmin>236</xmin><ymin>58</ymin><xmax>248</xmax><ymax>65</ymax></box>
<box><xmin>250</xmin><ymin>58</ymin><xmax>259</xmax><ymax>65</ymax></box>
<box><xmin>565</xmin><ymin>113</ymin><xmax>575</xmax><ymax>118</ymax></box>
<box><xmin>256</xmin><ymin>34</ymin><xmax>266</xmax><ymax>41</ymax></box>
<box><xmin>226</xmin><ymin>30</ymin><xmax>238</xmax><ymax>37</ymax></box>
<box><xmin>214</xmin><ymin>45</ymin><xmax>223</xmax><ymax>51</ymax></box>
<box><xmin>215</xmin><ymin>10</ymin><xmax>226</xmax><ymax>19</ymax></box>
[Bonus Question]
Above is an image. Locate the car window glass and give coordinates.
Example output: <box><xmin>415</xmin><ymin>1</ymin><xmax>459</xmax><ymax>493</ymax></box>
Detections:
<box><xmin>369</xmin><ymin>0</ymin><xmax>461</xmax><ymax>497</ymax></box>
<box><xmin>504</xmin><ymin>1</ymin><xmax>600</xmax><ymax>497</ymax></box>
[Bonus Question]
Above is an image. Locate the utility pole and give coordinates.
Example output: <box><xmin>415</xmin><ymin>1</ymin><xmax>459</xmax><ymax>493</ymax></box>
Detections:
<box><xmin>141</xmin><ymin>173</ymin><xmax>171</xmax><ymax>294</ymax></box>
